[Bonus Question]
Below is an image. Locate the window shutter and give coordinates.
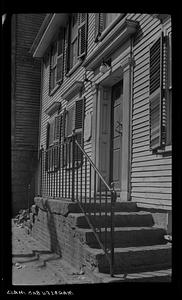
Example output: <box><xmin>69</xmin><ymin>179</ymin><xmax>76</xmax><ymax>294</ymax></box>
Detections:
<box><xmin>49</xmin><ymin>120</ymin><xmax>54</xmax><ymax>146</ymax></box>
<box><xmin>74</xmin><ymin>98</ymin><xmax>84</xmax><ymax>162</ymax></box>
<box><xmin>46</xmin><ymin>123</ymin><xmax>50</xmax><ymax>149</ymax></box>
<box><xmin>65</xmin><ymin>17</ymin><xmax>71</xmax><ymax>73</ymax></box>
<box><xmin>56</xmin><ymin>29</ymin><xmax>64</xmax><ymax>83</ymax></box>
<box><xmin>94</xmin><ymin>13</ymin><xmax>104</xmax><ymax>41</ymax></box>
<box><xmin>149</xmin><ymin>33</ymin><xmax>166</xmax><ymax>150</ymax></box>
<box><xmin>77</xmin><ymin>13</ymin><xmax>87</xmax><ymax>58</ymax></box>
<box><xmin>75</xmin><ymin>97</ymin><xmax>85</xmax><ymax>132</ymax></box>
<box><xmin>50</xmin><ymin>69</ymin><xmax>54</xmax><ymax>91</ymax></box>
<box><xmin>45</xmin><ymin>123</ymin><xmax>50</xmax><ymax>171</ymax></box>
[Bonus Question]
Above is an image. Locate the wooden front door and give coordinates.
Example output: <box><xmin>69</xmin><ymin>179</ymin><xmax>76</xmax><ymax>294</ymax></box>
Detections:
<box><xmin>110</xmin><ymin>80</ymin><xmax>123</xmax><ymax>190</ymax></box>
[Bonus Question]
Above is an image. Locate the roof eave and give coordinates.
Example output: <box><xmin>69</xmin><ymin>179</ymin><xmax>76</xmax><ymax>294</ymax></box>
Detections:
<box><xmin>30</xmin><ymin>13</ymin><xmax>69</xmax><ymax>58</ymax></box>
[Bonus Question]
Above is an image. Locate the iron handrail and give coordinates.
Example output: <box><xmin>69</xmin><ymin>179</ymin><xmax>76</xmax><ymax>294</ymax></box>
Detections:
<box><xmin>74</xmin><ymin>137</ymin><xmax>117</xmax><ymax>277</ymax></box>
<box><xmin>75</xmin><ymin>139</ymin><xmax>113</xmax><ymax>192</ymax></box>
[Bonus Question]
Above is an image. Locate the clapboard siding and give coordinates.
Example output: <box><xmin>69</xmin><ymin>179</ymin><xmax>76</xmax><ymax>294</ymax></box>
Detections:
<box><xmin>38</xmin><ymin>13</ymin><xmax>172</xmax><ymax>208</ymax></box>
<box><xmin>15</xmin><ymin>14</ymin><xmax>45</xmax><ymax>149</ymax></box>
<box><xmin>12</xmin><ymin>14</ymin><xmax>46</xmax><ymax>214</ymax></box>
<box><xmin>130</xmin><ymin>14</ymin><xmax>172</xmax><ymax>207</ymax></box>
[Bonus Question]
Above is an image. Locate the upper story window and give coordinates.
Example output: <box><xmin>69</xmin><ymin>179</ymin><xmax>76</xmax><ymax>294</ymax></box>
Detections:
<box><xmin>104</xmin><ymin>13</ymin><xmax>120</xmax><ymax>29</ymax></box>
<box><xmin>95</xmin><ymin>13</ymin><xmax>123</xmax><ymax>42</ymax></box>
<box><xmin>49</xmin><ymin>29</ymin><xmax>64</xmax><ymax>93</ymax></box>
<box><xmin>66</xmin><ymin>13</ymin><xmax>88</xmax><ymax>73</ymax></box>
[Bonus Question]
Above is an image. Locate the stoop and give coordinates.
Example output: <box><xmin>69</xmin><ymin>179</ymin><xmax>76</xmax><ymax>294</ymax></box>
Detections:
<box><xmin>31</xmin><ymin>197</ymin><xmax>172</xmax><ymax>282</ymax></box>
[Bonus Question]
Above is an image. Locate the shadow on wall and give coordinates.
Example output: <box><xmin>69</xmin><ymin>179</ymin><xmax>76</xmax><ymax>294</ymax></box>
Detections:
<box><xmin>44</xmin><ymin>200</ymin><xmax>62</xmax><ymax>257</ymax></box>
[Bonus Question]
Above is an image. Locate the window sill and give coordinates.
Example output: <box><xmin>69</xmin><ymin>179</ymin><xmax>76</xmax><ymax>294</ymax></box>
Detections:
<box><xmin>66</xmin><ymin>60</ymin><xmax>83</xmax><ymax>77</ymax></box>
<box><xmin>155</xmin><ymin>145</ymin><xmax>172</xmax><ymax>154</ymax></box>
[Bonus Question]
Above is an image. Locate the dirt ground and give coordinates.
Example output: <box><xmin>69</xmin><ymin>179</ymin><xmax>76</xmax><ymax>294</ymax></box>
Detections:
<box><xmin>12</xmin><ymin>221</ymin><xmax>64</xmax><ymax>285</ymax></box>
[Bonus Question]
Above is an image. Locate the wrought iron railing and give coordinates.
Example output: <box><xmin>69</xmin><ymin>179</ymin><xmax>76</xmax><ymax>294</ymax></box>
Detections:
<box><xmin>39</xmin><ymin>132</ymin><xmax>117</xmax><ymax>276</ymax></box>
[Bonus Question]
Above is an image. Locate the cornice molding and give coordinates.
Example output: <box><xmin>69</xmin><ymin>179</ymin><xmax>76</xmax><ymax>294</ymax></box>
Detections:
<box><xmin>31</xmin><ymin>13</ymin><xmax>69</xmax><ymax>58</ymax></box>
<box><xmin>61</xmin><ymin>81</ymin><xmax>84</xmax><ymax>101</ymax></box>
<box><xmin>83</xmin><ymin>19</ymin><xmax>138</xmax><ymax>71</ymax></box>
<box><xmin>45</xmin><ymin>101</ymin><xmax>61</xmax><ymax>116</ymax></box>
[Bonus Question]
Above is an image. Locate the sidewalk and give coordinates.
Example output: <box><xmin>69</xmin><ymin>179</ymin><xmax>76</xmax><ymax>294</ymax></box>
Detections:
<box><xmin>12</xmin><ymin>219</ymin><xmax>93</xmax><ymax>285</ymax></box>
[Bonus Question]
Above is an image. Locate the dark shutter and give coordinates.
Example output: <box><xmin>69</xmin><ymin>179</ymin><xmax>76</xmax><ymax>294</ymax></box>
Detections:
<box><xmin>75</xmin><ymin>98</ymin><xmax>84</xmax><ymax>131</ymax></box>
<box><xmin>46</xmin><ymin>123</ymin><xmax>50</xmax><ymax>149</ymax></box>
<box><xmin>45</xmin><ymin>123</ymin><xmax>50</xmax><ymax>171</ymax></box>
<box><xmin>56</xmin><ymin>29</ymin><xmax>64</xmax><ymax>83</ymax></box>
<box><xmin>56</xmin><ymin>56</ymin><xmax>64</xmax><ymax>83</ymax></box>
<box><xmin>94</xmin><ymin>13</ymin><xmax>104</xmax><ymax>41</ymax></box>
<box><xmin>49</xmin><ymin>121</ymin><xmax>54</xmax><ymax>145</ymax></box>
<box><xmin>77</xmin><ymin>13</ymin><xmax>87</xmax><ymax>58</ymax></box>
<box><xmin>149</xmin><ymin>33</ymin><xmax>166</xmax><ymax>150</ymax></box>
<box><xmin>65</xmin><ymin>16</ymin><xmax>71</xmax><ymax>73</ymax></box>
<box><xmin>50</xmin><ymin>69</ymin><xmax>54</xmax><ymax>91</ymax></box>
<box><xmin>75</xmin><ymin>98</ymin><xmax>84</xmax><ymax>163</ymax></box>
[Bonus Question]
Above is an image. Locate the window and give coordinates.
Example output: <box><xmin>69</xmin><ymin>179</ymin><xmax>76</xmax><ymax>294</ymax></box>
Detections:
<box><xmin>45</xmin><ymin>98</ymin><xmax>85</xmax><ymax>171</ymax></box>
<box><xmin>149</xmin><ymin>31</ymin><xmax>172</xmax><ymax>151</ymax></box>
<box><xmin>95</xmin><ymin>13</ymin><xmax>122</xmax><ymax>41</ymax></box>
<box><xmin>64</xmin><ymin>98</ymin><xmax>85</xmax><ymax>166</ymax></box>
<box><xmin>66</xmin><ymin>13</ymin><xmax>87</xmax><ymax>73</ymax></box>
<box><xmin>49</xmin><ymin>29</ymin><xmax>64</xmax><ymax>93</ymax></box>
<box><xmin>45</xmin><ymin>113</ymin><xmax>65</xmax><ymax>171</ymax></box>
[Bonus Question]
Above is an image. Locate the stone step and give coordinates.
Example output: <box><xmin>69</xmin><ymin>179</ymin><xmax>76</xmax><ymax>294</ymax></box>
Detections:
<box><xmin>76</xmin><ymin>226</ymin><xmax>167</xmax><ymax>248</ymax></box>
<box><xmin>34</xmin><ymin>198</ymin><xmax>138</xmax><ymax>216</ymax></box>
<box><xmin>70</xmin><ymin>201</ymin><xmax>139</xmax><ymax>213</ymax></box>
<box><xmin>83</xmin><ymin>243</ymin><xmax>172</xmax><ymax>274</ymax></box>
<box><xmin>84</xmin><ymin>266</ymin><xmax>171</xmax><ymax>283</ymax></box>
<box><xmin>67</xmin><ymin>211</ymin><xmax>154</xmax><ymax>228</ymax></box>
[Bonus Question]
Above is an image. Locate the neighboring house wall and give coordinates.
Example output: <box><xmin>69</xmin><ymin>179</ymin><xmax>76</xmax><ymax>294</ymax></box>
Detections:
<box><xmin>11</xmin><ymin>14</ymin><xmax>45</xmax><ymax>215</ymax></box>
<box><xmin>36</xmin><ymin>14</ymin><xmax>171</xmax><ymax>228</ymax></box>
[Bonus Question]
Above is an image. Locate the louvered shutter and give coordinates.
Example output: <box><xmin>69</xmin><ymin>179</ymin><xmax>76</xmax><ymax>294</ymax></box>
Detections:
<box><xmin>77</xmin><ymin>13</ymin><xmax>87</xmax><ymax>58</ymax></box>
<box><xmin>75</xmin><ymin>97</ymin><xmax>84</xmax><ymax>132</ymax></box>
<box><xmin>46</xmin><ymin>123</ymin><xmax>50</xmax><ymax>149</ymax></box>
<box><xmin>94</xmin><ymin>13</ymin><xmax>104</xmax><ymax>41</ymax></box>
<box><xmin>75</xmin><ymin>98</ymin><xmax>85</xmax><ymax>162</ymax></box>
<box><xmin>45</xmin><ymin>123</ymin><xmax>50</xmax><ymax>171</ymax></box>
<box><xmin>56</xmin><ymin>29</ymin><xmax>64</xmax><ymax>83</ymax></box>
<box><xmin>49</xmin><ymin>120</ymin><xmax>54</xmax><ymax>146</ymax></box>
<box><xmin>65</xmin><ymin>16</ymin><xmax>71</xmax><ymax>73</ymax></box>
<box><xmin>149</xmin><ymin>33</ymin><xmax>166</xmax><ymax>150</ymax></box>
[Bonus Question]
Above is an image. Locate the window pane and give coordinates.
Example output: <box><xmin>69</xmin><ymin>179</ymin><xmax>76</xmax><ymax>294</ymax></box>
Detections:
<box><xmin>66</xmin><ymin>106</ymin><xmax>75</xmax><ymax>136</ymax></box>
<box><xmin>104</xmin><ymin>13</ymin><xmax>120</xmax><ymax>29</ymax></box>
<box><xmin>51</xmin><ymin>42</ymin><xmax>57</xmax><ymax>66</ymax></box>
<box><xmin>70</xmin><ymin>38</ymin><xmax>78</xmax><ymax>68</ymax></box>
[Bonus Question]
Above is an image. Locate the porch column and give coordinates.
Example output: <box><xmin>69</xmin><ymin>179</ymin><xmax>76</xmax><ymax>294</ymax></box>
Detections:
<box><xmin>120</xmin><ymin>57</ymin><xmax>134</xmax><ymax>201</ymax></box>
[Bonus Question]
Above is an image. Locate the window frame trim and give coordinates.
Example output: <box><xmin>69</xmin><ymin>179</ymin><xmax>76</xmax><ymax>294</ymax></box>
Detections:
<box><xmin>97</xmin><ymin>13</ymin><xmax>126</xmax><ymax>42</ymax></box>
<box><xmin>49</xmin><ymin>30</ymin><xmax>64</xmax><ymax>95</ymax></box>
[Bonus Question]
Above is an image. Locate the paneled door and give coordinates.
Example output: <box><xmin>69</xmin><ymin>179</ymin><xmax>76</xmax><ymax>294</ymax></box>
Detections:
<box><xmin>110</xmin><ymin>80</ymin><xmax>123</xmax><ymax>190</ymax></box>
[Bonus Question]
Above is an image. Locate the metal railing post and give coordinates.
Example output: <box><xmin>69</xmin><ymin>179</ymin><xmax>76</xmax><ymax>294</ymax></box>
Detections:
<box><xmin>110</xmin><ymin>182</ymin><xmax>117</xmax><ymax>277</ymax></box>
<box><xmin>72</xmin><ymin>131</ymin><xmax>76</xmax><ymax>202</ymax></box>
<box><xmin>39</xmin><ymin>146</ymin><xmax>44</xmax><ymax>197</ymax></box>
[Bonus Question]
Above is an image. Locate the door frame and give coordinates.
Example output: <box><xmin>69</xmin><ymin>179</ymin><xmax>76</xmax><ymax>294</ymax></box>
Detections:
<box><xmin>92</xmin><ymin>55</ymin><xmax>134</xmax><ymax>201</ymax></box>
<box><xmin>109</xmin><ymin>80</ymin><xmax>123</xmax><ymax>191</ymax></box>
